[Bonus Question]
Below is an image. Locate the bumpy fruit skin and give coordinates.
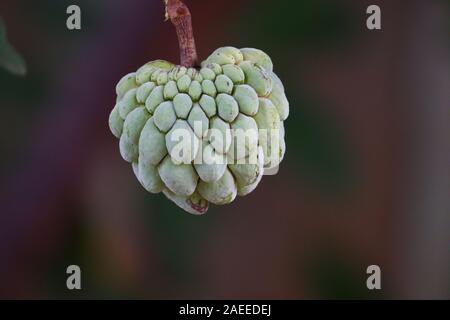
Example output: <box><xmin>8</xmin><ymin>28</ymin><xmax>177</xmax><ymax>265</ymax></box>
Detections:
<box><xmin>109</xmin><ymin>47</ymin><xmax>289</xmax><ymax>215</ymax></box>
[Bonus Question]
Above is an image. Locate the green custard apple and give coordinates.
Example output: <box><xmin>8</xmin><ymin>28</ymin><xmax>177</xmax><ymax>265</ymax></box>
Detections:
<box><xmin>109</xmin><ymin>47</ymin><xmax>289</xmax><ymax>215</ymax></box>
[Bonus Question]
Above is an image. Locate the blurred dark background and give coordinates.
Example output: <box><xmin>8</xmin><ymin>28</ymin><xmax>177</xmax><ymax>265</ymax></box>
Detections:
<box><xmin>0</xmin><ymin>0</ymin><xmax>449</xmax><ymax>299</ymax></box>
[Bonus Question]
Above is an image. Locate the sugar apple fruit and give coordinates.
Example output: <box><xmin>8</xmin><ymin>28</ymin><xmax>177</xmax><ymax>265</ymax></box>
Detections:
<box><xmin>109</xmin><ymin>47</ymin><xmax>289</xmax><ymax>215</ymax></box>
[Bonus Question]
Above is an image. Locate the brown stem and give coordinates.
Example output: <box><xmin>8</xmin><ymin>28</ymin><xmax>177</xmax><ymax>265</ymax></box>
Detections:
<box><xmin>165</xmin><ymin>0</ymin><xmax>198</xmax><ymax>67</ymax></box>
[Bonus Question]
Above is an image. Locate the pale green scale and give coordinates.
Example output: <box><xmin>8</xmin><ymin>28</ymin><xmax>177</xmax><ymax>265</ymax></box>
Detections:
<box><xmin>241</xmin><ymin>48</ymin><xmax>273</xmax><ymax>72</ymax></box>
<box><xmin>187</xmin><ymin>104</ymin><xmax>209</xmax><ymax>138</ymax></box>
<box><xmin>109</xmin><ymin>103</ymin><xmax>124</xmax><ymax>138</ymax></box>
<box><xmin>268</xmin><ymin>72</ymin><xmax>289</xmax><ymax>120</ymax></box>
<box><xmin>188</xmin><ymin>80</ymin><xmax>202</xmax><ymax>101</ymax></box>
<box><xmin>174</xmin><ymin>66</ymin><xmax>187</xmax><ymax>80</ymax></box>
<box><xmin>145</xmin><ymin>85</ymin><xmax>164</xmax><ymax>113</ymax></box>
<box><xmin>206</xmin><ymin>47</ymin><xmax>243</xmax><ymax>65</ymax></box>
<box><xmin>194</xmin><ymin>141</ymin><xmax>227</xmax><ymax>183</ymax></box>
<box><xmin>158</xmin><ymin>156</ymin><xmax>198</xmax><ymax>197</ymax></box>
<box><xmin>230</xmin><ymin>113</ymin><xmax>259</xmax><ymax>160</ymax></box>
<box><xmin>199</xmin><ymin>94</ymin><xmax>217</xmax><ymax>118</ymax></box>
<box><xmin>215</xmin><ymin>74</ymin><xmax>234</xmax><ymax>94</ymax></box>
<box><xmin>163</xmin><ymin>80</ymin><xmax>179</xmax><ymax>99</ymax></box>
<box><xmin>156</xmin><ymin>71</ymin><xmax>169</xmax><ymax>85</ymax></box>
<box><xmin>208</xmin><ymin>116</ymin><xmax>231</xmax><ymax>154</ymax></box>
<box><xmin>119</xmin><ymin>134</ymin><xmax>138</xmax><ymax>163</ymax></box>
<box><xmin>153</xmin><ymin>101</ymin><xmax>177</xmax><ymax>133</ymax></box>
<box><xmin>118</xmin><ymin>88</ymin><xmax>138</xmax><ymax>119</ymax></box>
<box><xmin>122</xmin><ymin>107</ymin><xmax>150</xmax><ymax>145</ymax></box>
<box><xmin>253</xmin><ymin>98</ymin><xmax>281</xmax><ymax>167</ymax></box>
<box><xmin>228</xmin><ymin>160</ymin><xmax>261</xmax><ymax>188</ymax></box>
<box><xmin>201</xmin><ymin>80</ymin><xmax>217</xmax><ymax>97</ymax></box>
<box><xmin>136</xmin><ymin>161</ymin><xmax>164</xmax><ymax>194</ymax></box>
<box><xmin>177</xmin><ymin>74</ymin><xmax>192</xmax><ymax>92</ymax></box>
<box><xmin>136</xmin><ymin>82</ymin><xmax>155</xmax><ymax>103</ymax></box>
<box><xmin>236</xmin><ymin>146</ymin><xmax>264</xmax><ymax>196</ymax></box>
<box><xmin>186</xmin><ymin>67</ymin><xmax>197</xmax><ymax>79</ymax></box>
<box><xmin>151</xmin><ymin>69</ymin><xmax>161</xmax><ymax>82</ymax></box>
<box><xmin>136</xmin><ymin>66</ymin><xmax>155</xmax><ymax>85</ymax></box>
<box><xmin>222</xmin><ymin>64</ymin><xmax>245</xmax><ymax>84</ymax></box>
<box><xmin>216</xmin><ymin>93</ymin><xmax>239</xmax><ymax>122</ymax></box>
<box><xmin>138</xmin><ymin>117</ymin><xmax>167</xmax><ymax>166</ymax></box>
<box><xmin>165</xmin><ymin>119</ymin><xmax>199</xmax><ymax>165</ymax></box>
<box><xmin>200</xmin><ymin>67</ymin><xmax>216</xmax><ymax>81</ymax></box>
<box><xmin>233</xmin><ymin>84</ymin><xmax>259</xmax><ymax>116</ymax></box>
<box><xmin>197</xmin><ymin>168</ymin><xmax>237</xmax><ymax>205</ymax></box>
<box><xmin>116</xmin><ymin>72</ymin><xmax>137</xmax><ymax>99</ymax></box>
<box><xmin>239</xmin><ymin>61</ymin><xmax>273</xmax><ymax>97</ymax></box>
<box><xmin>173</xmin><ymin>93</ymin><xmax>193</xmax><ymax>119</ymax></box>
<box><xmin>194</xmin><ymin>73</ymin><xmax>203</xmax><ymax>82</ymax></box>
<box><xmin>200</xmin><ymin>61</ymin><xmax>222</xmax><ymax>75</ymax></box>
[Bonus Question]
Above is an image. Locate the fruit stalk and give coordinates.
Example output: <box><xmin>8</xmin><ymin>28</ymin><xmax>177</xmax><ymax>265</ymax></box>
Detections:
<box><xmin>165</xmin><ymin>0</ymin><xmax>198</xmax><ymax>68</ymax></box>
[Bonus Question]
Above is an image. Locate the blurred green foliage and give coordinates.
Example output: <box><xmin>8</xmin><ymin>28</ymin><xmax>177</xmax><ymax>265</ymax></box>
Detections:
<box><xmin>0</xmin><ymin>17</ymin><xmax>26</xmax><ymax>76</ymax></box>
<box><xmin>0</xmin><ymin>0</ymin><xmax>94</xmax><ymax>172</ymax></box>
